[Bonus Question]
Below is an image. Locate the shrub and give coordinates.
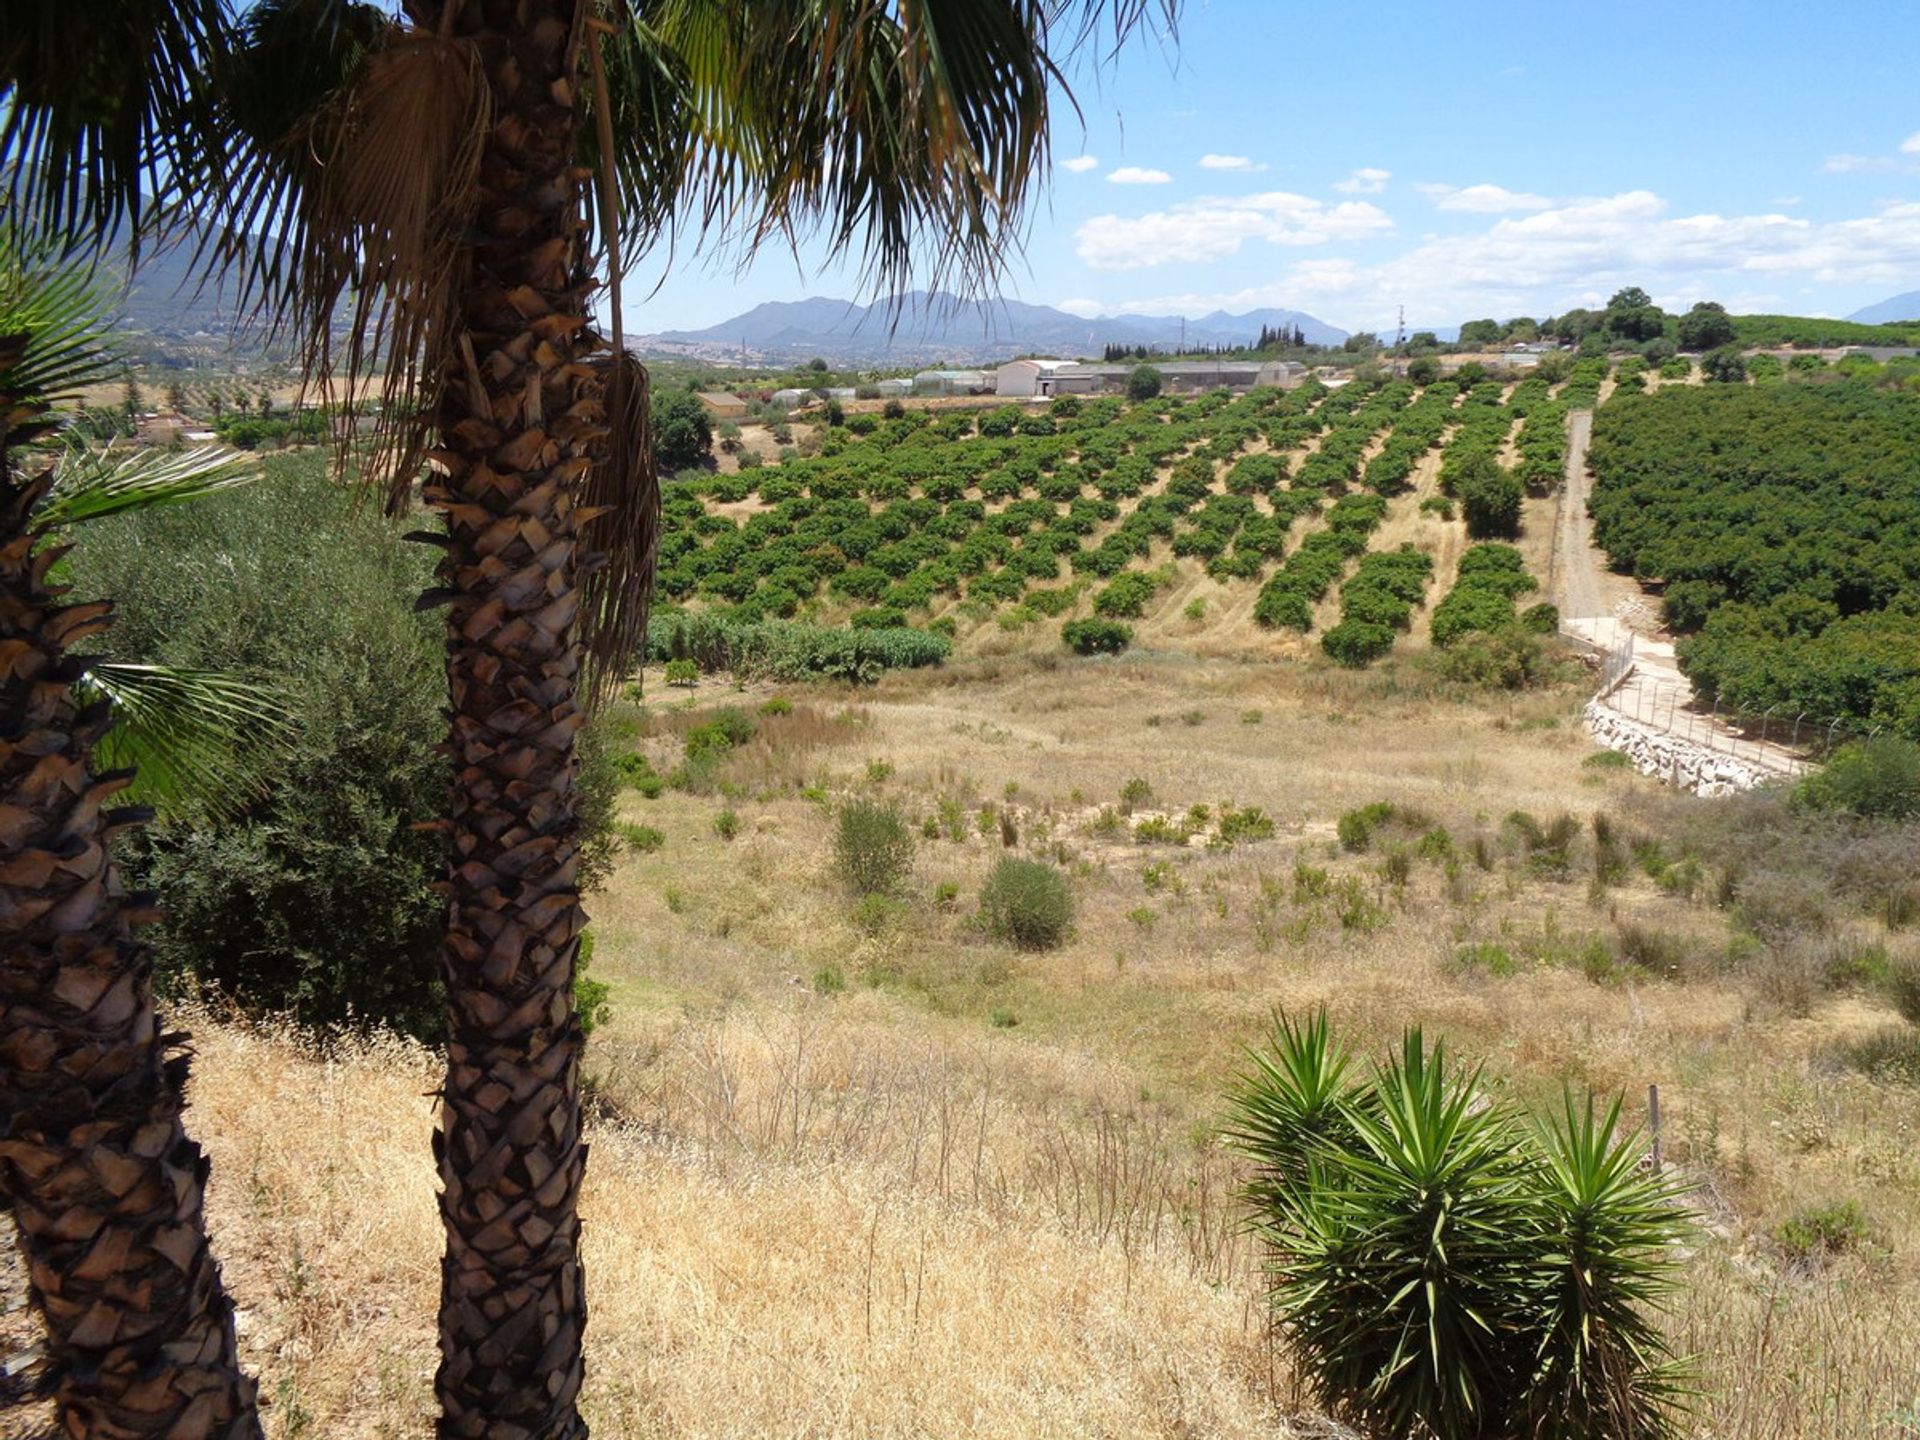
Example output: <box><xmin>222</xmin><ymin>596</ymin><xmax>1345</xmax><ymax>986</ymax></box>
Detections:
<box><xmin>758</xmin><ymin>696</ymin><xmax>793</xmax><ymax>716</ymax></box>
<box><xmin>1216</xmin><ymin>805</ymin><xmax>1276</xmax><ymax>844</ymax></box>
<box><xmin>684</xmin><ymin>706</ymin><xmax>756</xmax><ymax>760</ymax></box>
<box><xmin>712</xmin><ymin>809</ymin><xmax>741</xmax><ymax>841</ymax></box>
<box><xmin>1225</xmin><ymin>1013</ymin><xmax>1689</xmax><ymax>1440</ymax></box>
<box><xmin>1320</xmin><ymin>618</ymin><xmax>1395</xmax><ymax>667</ymax></box>
<box><xmin>1062</xmin><ymin>617</ymin><xmax>1132</xmax><ymax>655</ymax></box>
<box><xmin>73</xmin><ymin>454</ymin><xmax>614</xmax><ymax>1038</ymax></box>
<box><xmin>835</xmin><ymin>800</ymin><xmax>917</xmax><ymax>895</ymax></box>
<box><xmin>617</xmin><ymin>822</ymin><xmax>665</xmax><ymax>853</ymax></box>
<box><xmin>1126</xmin><ymin>364</ymin><xmax>1163</xmax><ymax>400</ymax></box>
<box><xmin>1795</xmin><ymin>738</ymin><xmax>1920</xmax><ymax>821</ymax></box>
<box><xmin>979</xmin><ymin>857</ymin><xmax>1074</xmax><ymax>950</ymax></box>
<box><xmin>1775</xmin><ymin>1201</ymin><xmax>1870</xmax><ymax>1262</ymax></box>
<box><xmin>851</xmin><ymin>892</ymin><xmax>907</xmax><ymax>937</ymax></box>
<box><xmin>665</xmin><ymin>658</ymin><xmax>699</xmax><ymax>687</ymax></box>
<box><xmin>1337</xmin><ymin>801</ymin><xmax>1398</xmax><ymax>852</ymax></box>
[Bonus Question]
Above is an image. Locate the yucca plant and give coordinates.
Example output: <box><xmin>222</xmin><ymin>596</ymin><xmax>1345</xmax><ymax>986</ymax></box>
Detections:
<box><xmin>1524</xmin><ymin>1092</ymin><xmax>1690</xmax><ymax>1440</ymax></box>
<box><xmin>1227</xmin><ymin>1013</ymin><xmax>1691</xmax><ymax>1440</ymax></box>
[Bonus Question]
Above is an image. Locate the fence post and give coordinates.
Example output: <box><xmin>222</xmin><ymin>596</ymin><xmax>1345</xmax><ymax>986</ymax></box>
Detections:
<box><xmin>1648</xmin><ymin>1084</ymin><xmax>1663</xmax><ymax>1174</ymax></box>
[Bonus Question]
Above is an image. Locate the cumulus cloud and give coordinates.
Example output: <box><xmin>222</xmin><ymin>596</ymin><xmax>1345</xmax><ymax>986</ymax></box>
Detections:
<box><xmin>1067</xmin><ymin>191</ymin><xmax>1920</xmax><ymax>333</ymax></box>
<box><xmin>1061</xmin><ymin>155</ymin><xmax>1099</xmax><ymax>173</ymax></box>
<box><xmin>1074</xmin><ymin>191</ymin><xmax>1392</xmax><ymax>271</ymax></box>
<box><xmin>1107</xmin><ymin>166</ymin><xmax>1172</xmax><ymax>185</ymax></box>
<box><xmin>1332</xmin><ymin>167</ymin><xmax>1390</xmax><ymax>195</ymax></box>
<box><xmin>1416</xmin><ymin>182</ymin><xmax>1553</xmax><ymax>214</ymax></box>
<box><xmin>1903</xmin><ymin>132</ymin><xmax>1920</xmax><ymax>154</ymax></box>
<box><xmin>1198</xmin><ymin>154</ymin><xmax>1258</xmax><ymax>172</ymax></box>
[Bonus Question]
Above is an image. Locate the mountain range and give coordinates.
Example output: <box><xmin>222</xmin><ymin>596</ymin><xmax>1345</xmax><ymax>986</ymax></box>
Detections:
<box><xmin>1847</xmin><ymin>291</ymin><xmax>1920</xmax><ymax>325</ymax></box>
<box><xmin>640</xmin><ymin>291</ymin><xmax>1347</xmax><ymax>366</ymax></box>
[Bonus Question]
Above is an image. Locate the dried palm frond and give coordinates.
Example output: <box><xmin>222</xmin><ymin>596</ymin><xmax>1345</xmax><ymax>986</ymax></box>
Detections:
<box><xmin>218</xmin><ymin>18</ymin><xmax>489</xmax><ymax>507</ymax></box>
<box><xmin>578</xmin><ymin>348</ymin><xmax>657</xmax><ymax>705</ymax></box>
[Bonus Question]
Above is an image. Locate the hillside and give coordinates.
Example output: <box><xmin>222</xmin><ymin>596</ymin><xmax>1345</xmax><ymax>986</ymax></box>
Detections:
<box><xmin>1849</xmin><ymin>290</ymin><xmax>1920</xmax><ymax>325</ymax></box>
<box><xmin>643</xmin><ymin>289</ymin><xmax>1346</xmax><ymax>365</ymax></box>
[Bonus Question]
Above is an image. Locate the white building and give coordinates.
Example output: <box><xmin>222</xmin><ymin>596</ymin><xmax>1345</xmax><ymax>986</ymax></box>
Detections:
<box><xmin>993</xmin><ymin>358</ymin><xmax>1084</xmax><ymax>398</ymax></box>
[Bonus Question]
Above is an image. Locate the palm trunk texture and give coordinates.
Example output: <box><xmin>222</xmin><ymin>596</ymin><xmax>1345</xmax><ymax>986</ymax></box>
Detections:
<box><xmin>426</xmin><ymin>4</ymin><xmax>599</xmax><ymax>1436</ymax></box>
<box><xmin>0</xmin><ymin>363</ymin><xmax>261</xmax><ymax>1439</ymax></box>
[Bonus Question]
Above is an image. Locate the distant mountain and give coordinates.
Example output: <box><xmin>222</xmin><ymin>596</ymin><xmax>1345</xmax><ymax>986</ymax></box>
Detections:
<box><xmin>1848</xmin><ymin>291</ymin><xmax>1920</xmax><ymax>325</ymax></box>
<box><xmin>641</xmin><ymin>290</ymin><xmax>1346</xmax><ymax>365</ymax></box>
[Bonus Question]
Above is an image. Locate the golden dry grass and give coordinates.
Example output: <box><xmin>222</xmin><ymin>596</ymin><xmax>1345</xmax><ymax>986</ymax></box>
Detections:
<box><xmin>43</xmin><ymin>651</ymin><xmax>1920</xmax><ymax>1438</ymax></box>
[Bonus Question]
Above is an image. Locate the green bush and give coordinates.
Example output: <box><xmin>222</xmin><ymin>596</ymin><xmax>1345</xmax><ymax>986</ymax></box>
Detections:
<box><xmin>834</xmin><ymin>800</ymin><xmax>917</xmax><ymax>895</ymax></box>
<box><xmin>1775</xmin><ymin>1201</ymin><xmax>1869</xmax><ymax>1262</ymax></box>
<box><xmin>648</xmin><ymin>611</ymin><xmax>950</xmax><ymax>683</ymax></box>
<box><xmin>1225</xmin><ymin>1013</ymin><xmax>1690</xmax><ymax>1440</ymax></box>
<box><xmin>979</xmin><ymin>857</ymin><xmax>1074</xmax><ymax>950</ymax></box>
<box><xmin>1062</xmin><ymin>617</ymin><xmax>1132</xmax><ymax>655</ymax></box>
<box><xmin>1320</xmin><ymin>618</ymin><xmax>1395</xmax><ymax>668</ymax></box>
<box><xmin>684</xmin><ymin>706</ymin><xmax>757</xmax><ymax>760</ymax></box>
<box><xmin>70</xmin><ymin>452</ymin><xmax>620</xmax><ymax>1038</ymax></box>
<box><xmin>1795</xmin><ymin>738</ymin><xmax>1920</xmax><ymax>820</ymax></box>
<box><xmin>665</xmin><ymin>658</ymin><xmax>699</xmax><ymax>687</ymax></box>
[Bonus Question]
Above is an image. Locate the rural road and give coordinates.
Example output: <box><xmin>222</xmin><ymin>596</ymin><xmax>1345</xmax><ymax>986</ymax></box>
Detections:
<box><xmin>1550</xmin><ymin>409</ymin><xmax>1602</xmax><ymax>621</ymax></box>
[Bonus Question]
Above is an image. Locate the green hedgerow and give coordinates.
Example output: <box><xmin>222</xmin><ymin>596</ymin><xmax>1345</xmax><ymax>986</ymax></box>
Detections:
<box><xmin>979</xmin><ymin>857</ymin><xmax>1075</xmax><ymax>950</ymax></box>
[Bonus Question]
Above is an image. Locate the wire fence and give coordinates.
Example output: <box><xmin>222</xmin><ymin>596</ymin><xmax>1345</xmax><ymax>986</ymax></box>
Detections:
<box><xmin>1571</xmin><ymin>626</ymin><xmax>1861</xmax><ymax>778</ymax></box>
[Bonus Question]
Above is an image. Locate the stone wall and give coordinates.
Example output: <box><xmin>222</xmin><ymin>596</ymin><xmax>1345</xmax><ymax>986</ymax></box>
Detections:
<box><xmin>1583</xmin><ymin>700</ymin><xmax>1783</xmax><ymax>797</ymax></box>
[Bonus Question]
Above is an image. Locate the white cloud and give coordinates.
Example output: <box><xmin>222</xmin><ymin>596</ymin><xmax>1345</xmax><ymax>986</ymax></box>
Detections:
<box><xmin>1416</xmin><ymin>182</ymin><xmax>1552</xmax><ymax>214</ymax></box>
<box><xmin>1332</xmin><ymin>167</ymin><xmax>1390</xmax><ymax>195</ymax></box>
<box><xmin>1074</xmin><ymin>191</ymin><xmax>1392</xmax><ymax>270</ymax></box>
<box><xmin>1061</xmin><ymin>155</ymin><xmax>1099</xmax><ymax>173</ymax></box>
<box><xmin>1902</xmin><ymin>132</ymin><xmax>1920</xmax><ymax>154</ymax></box>
<box><xmin>1108</xmin><ymin>166</ymin><xmax>1172</xmax><ymax>185</ymax></box>
<box><xmin>1199</xmin><ymin>154</ymin><xmax>1258</xmax><ymax>172</ymax></box>
<box><xmin>1824</xmin><ymin>152</ymin><xmax>1893</xmax><ymax>173</ymax></box>
<box><xmin>1068</xmin><ymin>191</ymin><xmax>1920</xmax><ymax>333</ymax></box>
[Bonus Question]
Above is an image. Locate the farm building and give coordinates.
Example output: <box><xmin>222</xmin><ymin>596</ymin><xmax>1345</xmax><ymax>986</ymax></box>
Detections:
<box><xmin>912</xmin><ymin>368</ymin><xmax>991</xmax><ymax>396</ymax></box>
<box><xmin>769</xmin><ymin>387</ymin><xmax>813</xmax><ymax>408</ymax></box>
<box><xmin>875</xmin><ymin>378</ymin><xmax>914</xmax><ymax>397</ymax></box>
<box><xmin>994</xmin><ymin>358</ymin><xmax>1086</xmax><ymax>397</ymax></box>
<box><xmin>695</xmin><ymin>391</ymin><xmax>747</xmax><ymax>419</ymax></box>
<box><xmin>994</xmin><ymin>358</ymin><xmax>1305</xmax><ymax>398</ymax></box>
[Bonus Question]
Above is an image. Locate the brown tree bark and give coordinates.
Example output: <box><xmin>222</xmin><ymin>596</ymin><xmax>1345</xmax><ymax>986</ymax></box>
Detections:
<box><xmin>0</xmin><ymin>360</ymin><xmax>261</xmax><ymax>1438</ymax></box>
<box><xmin>423</xmin><ymin>4</ymin><xmax>600</xmax><ymax>1436</ymax></box>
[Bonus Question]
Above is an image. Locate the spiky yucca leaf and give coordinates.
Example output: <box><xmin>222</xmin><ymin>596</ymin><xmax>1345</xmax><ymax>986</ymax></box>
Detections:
<box><xmin>1223</xmin><ymin>1008</ymin><xmax>1368</xmax><ymax>1203</ymax></box>
<box><xmin>81</xmin><ymin>662</ymin><xmax>296</xmax><ymax>821</ymax></box>
<box><xmin>1524</xmin><ymin>1091</ymin><xmax>1691</xmax><ymax>1440</ymax></box>
<box><xmin>32</xmin><ymin>442</ymin><xmax>261</xmax><ymax>529</ymax></box>
<box><xmin>1281</xmin><ymin>1029</ymin><xmax>1540</xmax><ymax>1440</ymax></box>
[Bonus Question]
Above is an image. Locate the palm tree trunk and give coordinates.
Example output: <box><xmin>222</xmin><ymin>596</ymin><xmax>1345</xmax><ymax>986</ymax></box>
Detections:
<box><xmin>426</xmin><ymin>4</ymin><xmax>598</xmax><ymax>1435</ymax></box>
<box><xmin>0</xmin><ymin>424</ymin><xmax>261</xmax><ymax>1436</ymax></box>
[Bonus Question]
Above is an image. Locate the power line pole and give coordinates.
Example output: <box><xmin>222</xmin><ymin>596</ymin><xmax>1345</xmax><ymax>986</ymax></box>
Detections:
<box><xmin>1395</xmin><ymin>304</ymin><xmax>1407</xmax><ymax>349</ymax></box>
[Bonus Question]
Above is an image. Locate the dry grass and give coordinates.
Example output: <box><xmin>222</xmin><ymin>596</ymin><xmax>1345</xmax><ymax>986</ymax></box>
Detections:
<box><xmin>24</xmin><ymin>649</ymin><xmax>1919</xmax><ymax>1438</ymax></box>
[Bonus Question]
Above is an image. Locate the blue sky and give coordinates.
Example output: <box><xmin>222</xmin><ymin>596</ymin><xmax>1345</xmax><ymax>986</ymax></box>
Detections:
<box><xmin>621</xmin><ymin>0</ymin><xmax>1920</xmax><ymax>335</ymax></box>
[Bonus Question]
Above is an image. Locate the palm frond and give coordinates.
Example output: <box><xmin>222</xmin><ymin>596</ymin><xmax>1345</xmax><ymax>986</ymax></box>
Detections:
<box><xmin>81</xmin><ymin>662</ymin><xmax>298</xmax><ymax>822</ymax></box>
<box><xmin>0</xmin><ymin>228</ymin><xmax>120</xmax><ymax>437</ymax></box>
<box><xmin>214</xmin><ymin>12</ymin><xmax>485</xmax><ymax>504</ymax></box>
<box><xmin>34</xmin><ymin>443</ymin><xmax>262</xmax><ymax>531</ymax></box>
<box><xmin>0</xmin><ymin>0</ymin><xmax>237</xmax><ymax>257</ymax></box>
<box><xmin>578</xmin><ymin>350</ymin><xmax>659</xmax><ymax>705</ymax></box>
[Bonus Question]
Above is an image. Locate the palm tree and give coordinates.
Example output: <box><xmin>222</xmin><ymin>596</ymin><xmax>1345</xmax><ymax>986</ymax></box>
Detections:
<box><xmin>0</xmin><ymin>236</ymin><xmax>273</xmax><ymax>1435</ymax></box>
<box><xmin>217</xmin><ymin>3</ymin><xmax>1174</xmax><ymax>1433</ymax></box>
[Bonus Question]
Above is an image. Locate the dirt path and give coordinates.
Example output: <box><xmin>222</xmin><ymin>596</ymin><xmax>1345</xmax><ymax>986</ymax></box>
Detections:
<box><xmin>1548</xmin><ymin>409</ymin><xmax>1601</xmax><ymax>621</ymax></box>
<box><xmin>1551</xmin><ymin>407</ymin><xmax>1809</xmax><ymax>779</ymax></box>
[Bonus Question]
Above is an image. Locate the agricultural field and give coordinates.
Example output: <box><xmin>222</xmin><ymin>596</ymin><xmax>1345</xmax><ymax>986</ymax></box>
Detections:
<box><xmin>145</xmin><ymin>648</ymin><xmax>1920</xmax><ymax>1438</ymax></box>
<box><xmin>1589</xmin><ymin>378</ymin><xmax>1920</xmax><ymax>738</ymax></box>
<box><xmin>651</xmin><ymin>362</ymin><xmax>1608</xmax><ymax>669</ymax></box>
